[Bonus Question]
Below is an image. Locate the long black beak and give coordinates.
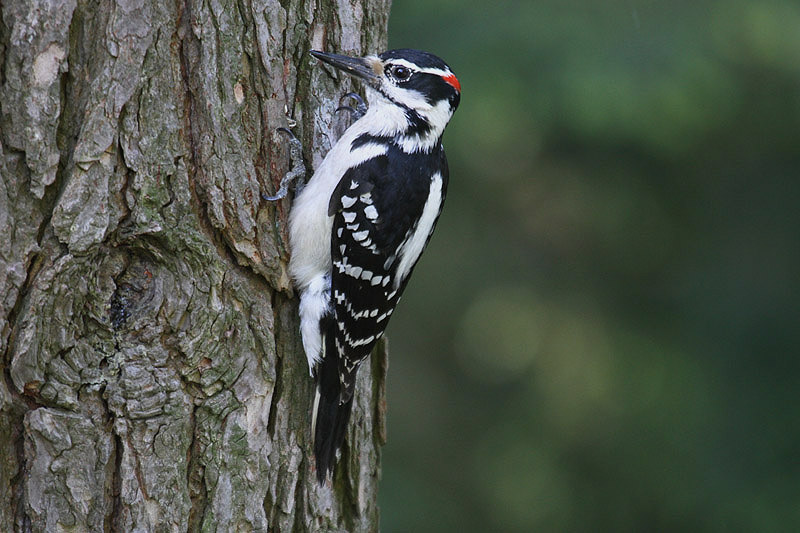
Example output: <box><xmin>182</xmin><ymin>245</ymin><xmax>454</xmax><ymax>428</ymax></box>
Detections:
<box><xmin>310</xmin><ymin>50</ymin><xmax>380</xmax><ymax>87</ymax></box>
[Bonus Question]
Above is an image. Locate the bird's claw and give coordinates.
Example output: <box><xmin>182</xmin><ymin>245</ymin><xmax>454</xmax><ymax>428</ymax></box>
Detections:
<box><xmin>264</xmin><ymin>127</ymin><xmax>306</xmax><ymax>201</ymax></box>
<box><xmin>335</xmin><ymin>92</ymin><xmax>368</xmax><ymax>120</ymax></box>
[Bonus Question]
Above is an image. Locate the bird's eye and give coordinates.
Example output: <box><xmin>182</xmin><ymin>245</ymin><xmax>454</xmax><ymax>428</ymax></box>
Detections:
<box><xmin>388</xmin><ymin>65</ymin><xmax>412</xmax><ymax>81</ymax></box>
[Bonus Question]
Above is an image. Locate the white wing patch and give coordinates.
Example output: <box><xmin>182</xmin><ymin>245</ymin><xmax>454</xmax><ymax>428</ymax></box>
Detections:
<box><xmin>394</xmin><ymin>173</ymin><xmax>443</xmax><ymax>287</ymax></box>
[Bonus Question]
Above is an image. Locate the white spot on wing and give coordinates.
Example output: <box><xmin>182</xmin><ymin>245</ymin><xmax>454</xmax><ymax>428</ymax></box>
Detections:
<box><xmin>364</xmin><ymin>205</ymin><xmax>379</xmax><ymax>220</ymax></box>
<box><xmin>345</xmin><ymin>333</ymin><xmax>375</xmax><ymax>348</ymax></box>
<box><xmin>342</xmin><ymin>196</ymin><xmax>356</xmax><ymax>208</ymax></box>
<box><xmin>347</xmin><ymin>265</ymin><xmax>363</xmax><ymax>278</ymax></box>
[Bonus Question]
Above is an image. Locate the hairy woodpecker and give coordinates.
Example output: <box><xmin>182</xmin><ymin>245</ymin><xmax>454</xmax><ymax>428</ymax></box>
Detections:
<box><xmin>274</xmin><ymin>48</ymin><xmax>460</xmax><ymax>482</ymax></box>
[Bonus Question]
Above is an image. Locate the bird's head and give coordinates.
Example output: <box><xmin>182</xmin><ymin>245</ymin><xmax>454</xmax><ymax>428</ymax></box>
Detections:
<box><xmin>310</xmin><ymin>48</ymin><xmax>460</xmax><ymax>142</ymax></box>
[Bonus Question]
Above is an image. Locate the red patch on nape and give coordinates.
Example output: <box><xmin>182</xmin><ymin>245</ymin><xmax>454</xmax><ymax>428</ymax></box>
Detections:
<box><xmin>442</xmin><ymin>73</ymin><xmax>461</xmax><ymax>92</ymax></box>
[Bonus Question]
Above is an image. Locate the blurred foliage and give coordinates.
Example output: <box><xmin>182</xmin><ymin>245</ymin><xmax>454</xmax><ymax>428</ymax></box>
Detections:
<box><xmin>379</xmin><ymin>0</ymin><xmax>800</xmax><ymax>531</ymax></box>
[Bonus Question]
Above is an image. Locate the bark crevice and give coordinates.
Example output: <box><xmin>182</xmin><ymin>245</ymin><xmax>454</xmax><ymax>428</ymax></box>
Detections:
<box><xmin>108</xmin><ymin>420</ymin><xmax>123</xmax><ymax>532</ymax></box>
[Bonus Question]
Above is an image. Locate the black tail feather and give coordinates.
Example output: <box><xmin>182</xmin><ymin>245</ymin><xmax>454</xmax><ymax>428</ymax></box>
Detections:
<box><xmin>313</xmin><ymin>350</ymin><xmax>354</xmax><ymax>483</ymax></box>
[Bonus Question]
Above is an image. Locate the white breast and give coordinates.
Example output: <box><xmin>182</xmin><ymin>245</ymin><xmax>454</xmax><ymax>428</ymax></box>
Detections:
<box><xmin>288</xmin><ymin>123</ymin><xmax>387</xmax><ymax>291</ymax></box>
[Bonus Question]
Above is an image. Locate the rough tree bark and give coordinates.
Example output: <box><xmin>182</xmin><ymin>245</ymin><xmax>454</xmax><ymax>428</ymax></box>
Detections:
<box><xmin>0</xmin><ymin>0</ymin><xmax>391</xmax><ymax>530</ymax></box>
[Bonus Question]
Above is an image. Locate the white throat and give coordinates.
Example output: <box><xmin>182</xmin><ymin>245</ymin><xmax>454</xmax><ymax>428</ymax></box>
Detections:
<box><xmin>361</xmin><ymin>87</ymin><xmax>452</xmax><ymax>153</ymax></box>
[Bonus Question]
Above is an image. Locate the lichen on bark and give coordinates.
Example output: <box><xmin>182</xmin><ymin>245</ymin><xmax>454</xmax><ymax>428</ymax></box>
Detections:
<box><xmin>0</xmin><ymin>0</ymin><xmax>392</xmax><ymax>530</ymax></box>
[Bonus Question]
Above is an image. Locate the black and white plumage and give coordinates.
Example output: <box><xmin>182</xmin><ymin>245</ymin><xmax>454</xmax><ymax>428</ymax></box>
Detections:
<box><xmin>285</xmin><ymin>48</ymin><xmax>460</xmax><ymax>482</ymax></box>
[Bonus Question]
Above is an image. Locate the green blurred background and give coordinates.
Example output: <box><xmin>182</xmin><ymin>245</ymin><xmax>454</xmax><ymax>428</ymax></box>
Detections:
<box><xmin>379</xmin><ymin>1</ymin><xmax>800</xmax><ymax>531</ymax></box>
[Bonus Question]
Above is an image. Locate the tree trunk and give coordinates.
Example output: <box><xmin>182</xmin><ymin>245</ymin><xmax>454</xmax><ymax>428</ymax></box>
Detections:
<box><xmin>0</xmin><ymin>0</ymin><xmax>391</xmax><ymax>530</ymax></box>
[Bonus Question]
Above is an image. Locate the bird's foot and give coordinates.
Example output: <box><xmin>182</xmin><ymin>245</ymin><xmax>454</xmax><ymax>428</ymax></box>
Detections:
<box><xmin>264</xmin><ymin>127</ymin><xmax>306</xmax><ymax>201</ymax></box>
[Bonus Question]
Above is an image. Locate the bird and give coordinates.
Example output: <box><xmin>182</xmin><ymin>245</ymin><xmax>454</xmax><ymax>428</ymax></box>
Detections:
<box><xmin>271</xmin><ymin>48</ymin><xmax>460</xmax><ymax>482</ymax></box>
